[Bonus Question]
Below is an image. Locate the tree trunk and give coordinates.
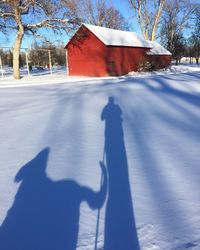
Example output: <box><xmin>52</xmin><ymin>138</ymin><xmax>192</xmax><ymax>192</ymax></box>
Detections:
<box><xmin>12</xmin><ymin>3</ymin><xmax>24</xmax><ymax>80</ymax></box>
<box><xmin>151</xmin><ymin>26</ymin><xmax>156</xmax><ymax>42</ymax></box>
<box><xmin>13</xmin><ymin>26</ymin><xmax>24</xmax><ymax>79</ymax></box>
<box><xmin>151</xmin><ymin>0</ymin><xmax>165</xmax><ymax>41</ymax></box>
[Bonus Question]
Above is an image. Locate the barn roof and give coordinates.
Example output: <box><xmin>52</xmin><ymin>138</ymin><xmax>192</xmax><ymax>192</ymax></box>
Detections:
<box><xmin>147</xmin><ymin>41</ymin><xmax>172</xmax><ymax>55</ymax></box>
<box><xmin>81</xmin><ymin>24</ymin><xmax>152</xmax><ymax>48</ymax></box>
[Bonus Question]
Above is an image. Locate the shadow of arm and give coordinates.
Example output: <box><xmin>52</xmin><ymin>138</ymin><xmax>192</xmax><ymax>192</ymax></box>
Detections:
<box><xmin>82</xmin><ymin>161</ymin><xmax>107</xmax><ymax>210</ymax></box>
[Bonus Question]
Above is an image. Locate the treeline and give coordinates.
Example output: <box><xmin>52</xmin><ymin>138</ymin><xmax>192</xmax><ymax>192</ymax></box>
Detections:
<box><xmin>0</xmin><ymin>44</ymin><xmax>66</xmax><ymax>68</ymax></box>
<box><xmin>28</xmin><ymin>44</ymin><xmax>66</xmax><ymax>67</ymax></box>
<box><xmin>0</xmin><ymin>50</ymin><xmax>16</xmax><ymax>67</ymax></box>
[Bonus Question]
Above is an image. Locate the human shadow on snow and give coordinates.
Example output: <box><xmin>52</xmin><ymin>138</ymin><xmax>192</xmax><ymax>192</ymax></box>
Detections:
<box><xmin>101</xmin><ymin>97</ymin><xmax>140</xmax><ymax>250</ymax></box>
<box><xmin>0</xmin><ymin>148</ymin><xmax>107</xmax><ymax>250</ymax></box>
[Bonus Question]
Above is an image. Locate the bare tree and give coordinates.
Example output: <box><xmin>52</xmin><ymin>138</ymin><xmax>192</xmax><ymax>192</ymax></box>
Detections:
<box><xmin>128</xmin><ymin>0</ymin><xmax>165</xmax><ymax>41</ymax></box>
<box><xmin>28</xmin><ymin>42</ymin><xmax>66</xmax><ymax>67</ymax></box>
<box><xmin>64</xmin><ymin>0</ymin><xmax>129</xmax><ymax>30</ymax></box>
<box><xmin>190</xmin><ymin>6</ymin><xmax>200</xmax><ymax>64</ymax></box>
<box><xmin>160</xmin><ymin>0</ymin><xmax>197</xmax><ymax>56</ymax></box>
<box><xmin>0</xmin><ymin>0</ymin><xmax>79</xmax><ymax>79</ymax></box>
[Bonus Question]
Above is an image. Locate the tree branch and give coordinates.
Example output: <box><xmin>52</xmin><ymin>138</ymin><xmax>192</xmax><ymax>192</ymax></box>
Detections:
<box><xmin>0</xmin><ymin>12</ymin><xmax>15</xmax><ymax>18</ymax></box>
<box><xmin>26</xmin><ymin>18</ymin><xmax>80</xmax><ymax>29</ymax></box>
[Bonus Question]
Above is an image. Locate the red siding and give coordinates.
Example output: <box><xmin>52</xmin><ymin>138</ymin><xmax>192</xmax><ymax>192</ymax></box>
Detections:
<box><xmin>147</xmin><ymin>55</ymin><xmax>171</xmax><ymax>69</ymax></box>
<box><xmin>67</xmin><ymin>26</ymin><xmax>107</xmax><ymax>77</ymax></box>
<box><xmin>105</xmin><ymin>46</ymin><xmax>149</xmax><ymax>76</ymax></box>
<box><xmin>66</xmin><ymin>26</ymin><xmax>150</xmax><ymax>77</ymax></box>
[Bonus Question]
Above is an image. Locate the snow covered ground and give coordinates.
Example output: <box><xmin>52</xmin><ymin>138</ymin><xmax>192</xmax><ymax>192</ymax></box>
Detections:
<box><xmin>0</xmin><ymin>65</ymin><xmax>200</xmax><ymax>250</ymax></box>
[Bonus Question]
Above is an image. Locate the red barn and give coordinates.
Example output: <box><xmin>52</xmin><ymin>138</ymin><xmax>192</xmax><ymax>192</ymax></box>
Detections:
<box><xmin>65</xmin><ymin>24</ymin><xmax>171</xmax><ymax>77</ymax></box>
<box><xmin>147</xmin><ymin>41</ymin><xmax>172</xmax><ymax>70</ymax></box>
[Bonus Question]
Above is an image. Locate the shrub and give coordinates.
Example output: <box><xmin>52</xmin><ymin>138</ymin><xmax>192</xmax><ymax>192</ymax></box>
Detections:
<box><xmin>137</xmin><ymin>59</ymin><xmax>152</xmax><ymax>72</ymax></box>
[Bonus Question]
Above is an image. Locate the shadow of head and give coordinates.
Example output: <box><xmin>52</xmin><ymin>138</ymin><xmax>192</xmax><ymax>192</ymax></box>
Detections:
<box><xmin>15</xmin><ymin>147</ymin><xmax>50</xmax><ymax>183</ymax></box>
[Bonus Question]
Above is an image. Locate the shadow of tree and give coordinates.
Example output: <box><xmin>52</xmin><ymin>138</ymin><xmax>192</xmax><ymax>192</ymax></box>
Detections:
<box><xmin>101</xmin><ymin>97</ymin><xmax>140</xmax><ymax>250</ymax></box>
<box><xmin>123</xmin><ymin>74</ymin><xmax>200</xmax><ymax>109</ymax></box>
<box><xmin>0</xmin><ymin>148</ymin><xmax>107</xmax><ymax>250</ymax></box>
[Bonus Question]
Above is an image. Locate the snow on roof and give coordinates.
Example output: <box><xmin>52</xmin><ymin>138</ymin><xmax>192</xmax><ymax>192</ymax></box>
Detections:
<box><xmin>82</xmin><ymin>24</ymin><xmax>152</xmax><ymax>48</ymax></box>
<box><xmin>147</xmin><ymin>41</ymin><xmax>172</xmax><ymax>55</ymax></box>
